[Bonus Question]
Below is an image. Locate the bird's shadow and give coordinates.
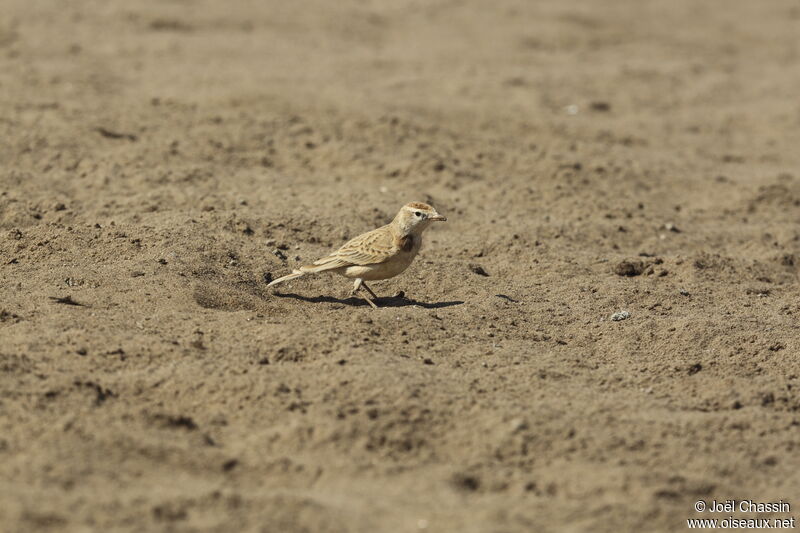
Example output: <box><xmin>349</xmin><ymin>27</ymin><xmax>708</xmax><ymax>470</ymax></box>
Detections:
<box><xmin>273</xmin><ymin>292</ymin><xmax>463</xmax><ymax>309</ymax></box>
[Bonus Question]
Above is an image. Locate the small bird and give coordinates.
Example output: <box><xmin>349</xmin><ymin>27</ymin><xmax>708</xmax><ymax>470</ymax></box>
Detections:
<box><xmin>268</xmin><ymin>202</ymin><xmax>447</xmax><ymax>308</ymax></box>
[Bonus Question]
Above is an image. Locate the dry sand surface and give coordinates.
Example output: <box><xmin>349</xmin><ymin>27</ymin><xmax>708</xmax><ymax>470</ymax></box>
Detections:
<box><xmin>2</xmin><ymin>0</ymin><xmax>800</xmax><ymax>531</ymax></box>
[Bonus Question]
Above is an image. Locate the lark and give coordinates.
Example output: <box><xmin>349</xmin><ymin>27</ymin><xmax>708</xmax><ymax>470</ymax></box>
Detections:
<box><xmin>268</xmin><ymin>202</ymin><xmax>447</xmax><ymax>308</ymax></box>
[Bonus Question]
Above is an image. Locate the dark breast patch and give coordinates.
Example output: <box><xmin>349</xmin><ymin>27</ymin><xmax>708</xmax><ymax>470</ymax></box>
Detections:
<box><xmin>399</xmin><ymin>235</ymin><xmax>415</xmax><ymax>252</ymax></box>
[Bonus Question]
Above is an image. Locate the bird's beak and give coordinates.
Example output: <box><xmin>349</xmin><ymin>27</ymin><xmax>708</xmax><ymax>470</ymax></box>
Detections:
<box><xmin>429</xmin><ymin>213</ymin><xmax>447</xmax><ymax>221</ymax></box>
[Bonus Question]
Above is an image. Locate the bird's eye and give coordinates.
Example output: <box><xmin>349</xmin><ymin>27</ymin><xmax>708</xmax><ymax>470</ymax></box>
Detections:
<box><xmin>415</xmin><ymin>211</ymin><xmax>422</xmax><ymax>217</ymax></box>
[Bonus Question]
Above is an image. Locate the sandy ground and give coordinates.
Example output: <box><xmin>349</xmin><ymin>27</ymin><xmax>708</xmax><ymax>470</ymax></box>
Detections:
<box><xmin>2</xmin><ymin>1</ymin><xmax>800</xmax><ymax>531</ymax></box>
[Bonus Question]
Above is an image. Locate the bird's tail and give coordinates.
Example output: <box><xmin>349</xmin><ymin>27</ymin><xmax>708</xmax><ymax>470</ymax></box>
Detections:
<box><xmin>268</xmin><ymin>260</ymin><xmax>342</xmax><ymax>288</ymax></box>
<box><xmin>267</xmin><ymin>269</ymin><xmax>306</xmax><ymax>288</ymax></box>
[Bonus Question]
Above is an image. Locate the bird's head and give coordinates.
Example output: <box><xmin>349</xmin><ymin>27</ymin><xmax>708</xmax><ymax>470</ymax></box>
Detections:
<box><xmin>393</xmin><ymin>202</ymin><xmax>447</xmax><ymax>235</ymax></box>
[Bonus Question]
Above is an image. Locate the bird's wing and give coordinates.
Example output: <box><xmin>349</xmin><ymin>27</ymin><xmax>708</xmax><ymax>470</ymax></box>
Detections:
<box><xmin>302</xmin><ymin>226</ymin><xmax>397</xmax><ymax>272</ymax></box>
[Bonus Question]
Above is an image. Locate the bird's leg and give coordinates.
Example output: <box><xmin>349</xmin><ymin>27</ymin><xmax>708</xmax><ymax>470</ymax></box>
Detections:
<box><xmin>361</xmin><ymin>294</ymin><xmax>378</xmax><ymax>309</ymax></box>
<box><xmin>351</xmin><ymin>278</ymin><xmax>378</xmax><ymax>308</ymax></box>
<box><xmin>360</xmin><ymin>282</ymin><xmax>379</xmax><ymax>300</ymax></box>
<box><xmin>351</xmin><ymin>278</ymin><xmax>363</xmax><ymax>297</ymax></box>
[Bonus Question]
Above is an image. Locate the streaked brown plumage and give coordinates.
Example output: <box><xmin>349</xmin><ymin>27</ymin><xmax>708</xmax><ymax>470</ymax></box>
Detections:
<box><xmin>268</xmin><ymin>202</ymin><xmax>447</xmax><ymax>308</ymax></box>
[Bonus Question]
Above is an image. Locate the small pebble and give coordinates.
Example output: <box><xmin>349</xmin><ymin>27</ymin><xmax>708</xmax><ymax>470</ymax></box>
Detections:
<box><xmin>611</xmin><ymin>310</ymin><xmax>630</xmax><ymax>321</ymax></box>
<box><xmin>613</xmin><ymin>259</ymin><xmax>644</xmax><ymax>277</ymax></box>
<box><xmin>470</xmin><ymin>264</ymin><xmax>489</xmax><ymax>276</ymax></box>
<box><xmin>590</xmin><ymin>101</ymin><xmax>611</xmax><ymax>112</ymax></box>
